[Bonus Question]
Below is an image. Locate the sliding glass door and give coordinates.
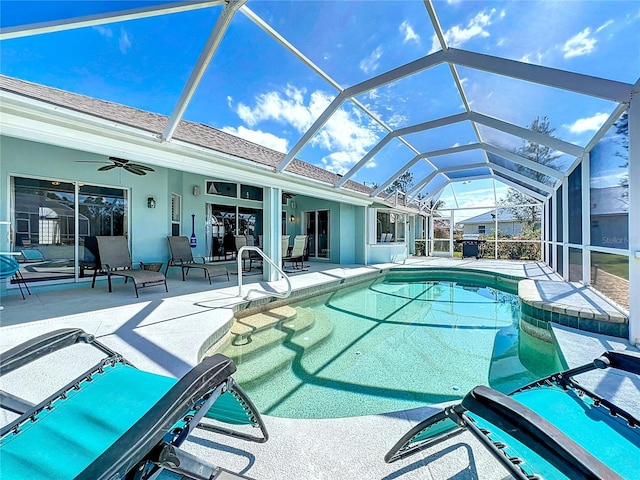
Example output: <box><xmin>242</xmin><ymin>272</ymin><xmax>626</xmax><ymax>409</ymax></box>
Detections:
<box><xmin>304</xmin><ymin>210</ymin><xmax>330</xmax><ymax>259</ymax></box>
<box><xmin>11</xmin><ymin>176</ymin><xmax>128</xmax><ymax>283</ymax></box>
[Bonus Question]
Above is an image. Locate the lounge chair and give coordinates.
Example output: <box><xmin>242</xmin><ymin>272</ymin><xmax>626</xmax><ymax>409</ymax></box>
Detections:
<box><xmin>385</xmin><ymin>350</ymin><xmax>640</xmax><ymax>480</ymax></box>
<box><xmin>91</xmin><ymin>236</ymin><xmax>167</xmax><ymax>298</ymax></box>
<box><xmin>166</xmin><ymin>236</ymin><xmax>229</xmax><ymax>284</ymax></box>
<box><xmin>283</xmin><ymin>235</ymin><xmax>308</xmax><ymax>271</ymax></box>
<box><xmin>0</xmin><ymin>328</ymin><xmax>268</xmax><ymax>480</ymax></box>
<box><xmin>235</xmin><ymin>235</ymin><xmax>261</xmax><ymax>273</ymax></box>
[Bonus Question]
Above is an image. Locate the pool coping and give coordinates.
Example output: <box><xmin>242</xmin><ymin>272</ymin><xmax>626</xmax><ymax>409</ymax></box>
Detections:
<box><xmin>225</xmin><ymin>266</ymin><xmax>629</xmax><ymax>347</ymax></box>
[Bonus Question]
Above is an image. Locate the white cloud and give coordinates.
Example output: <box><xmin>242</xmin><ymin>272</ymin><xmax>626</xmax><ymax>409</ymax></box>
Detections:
<box><xmin>359</xmin><ymin>46</ymin><xmax>384</xmax><ymax>74</ymax></box>
<box><xmin>93</xmin><ymin>25</ymin><xmax>113</xmax><ymax>38</ymax></box>
<box><xmin>596</xmin><ymin>19</ymin><xmax>614</xmax><ymax>33</ymax></box>
<box><xmin>563</xmin><ymin>28</ymin><xmax>596</xmax><ymax>58</ymax></box>
<box><xmin>119</xmin><ymin>29</ymin><xmax>132</xmax><ymax>54</ymax></box>
<box><xmin>430</xmin><ymin>8</ymin><xmax>496</xmax><ymax>53</ymax></box>
<box><xmin>400</xmin><ymin>21</ymin><xmax>420</xmax><ymax>44</ymax></box>
<box><xmin>221</xmin><ymin>126</ymin><xmax>288</xmax><ymax>153</ymax></box>
<box><xmin>314</xmin><ymin>107</ymin><xmax>380</xmax><ymax>174</ymax></box>
<box><xmin>236</xmin><ymin>85</ymin><xmax>326</xmax><ymax>132</ymax></box>
<box><xmin>564</xmin><ymin>112</ymin><xmax>609</xmax><ymax>134</ymax></box>
<box><xmin>520</xmin><ymin>51</ymin><xmax>543</xmax><ymax>64</ymax></box>
<box><xmin>230</xmin><ymin>86</ymin><xmax>380</xmax><ymax>174</ymax></box>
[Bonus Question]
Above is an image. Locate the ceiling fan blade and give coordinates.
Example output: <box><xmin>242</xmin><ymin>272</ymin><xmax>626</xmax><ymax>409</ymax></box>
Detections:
<box><xmin>98</xmin><ymin>164</ymin><xmax>117</xmax><ymax>171</ymax></box>
<box><xmin>124</xmin><ymin>165</ymin><xmax>147</xmax><ymax>175</ymax></box>
<box><xmin>109</xmin><ymin>156</ymin><xmax>129</xmax><ymax>166</ymax></box>
<box><xmin>129</xmin><ymin>163</ymin><xmax>154</xmax><ymax>171</ymax></box>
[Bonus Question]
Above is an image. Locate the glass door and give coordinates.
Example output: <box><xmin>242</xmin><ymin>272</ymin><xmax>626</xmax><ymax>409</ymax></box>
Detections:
<box><xmin>304</xmin><ymin>210</ymin><xmax>330</xmax><ymax>259</ymax></box>
<box><xmin>11</xmin><ymin>176</ymin><xmax>128</xmax><ymax>283</ymax></box>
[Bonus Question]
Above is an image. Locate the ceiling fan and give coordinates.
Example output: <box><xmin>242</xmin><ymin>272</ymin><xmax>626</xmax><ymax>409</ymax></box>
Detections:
<box><xmin>77</xmin><ymin>157</ymin><xmax>155</xmax><ymax>176</ymax></box>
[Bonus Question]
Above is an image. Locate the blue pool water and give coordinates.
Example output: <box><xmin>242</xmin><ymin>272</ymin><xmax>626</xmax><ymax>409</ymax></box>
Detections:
<box><xmin>219</xmin><ymin>275</ymin><xmax>562</xmax><ymax>419</ymax></box>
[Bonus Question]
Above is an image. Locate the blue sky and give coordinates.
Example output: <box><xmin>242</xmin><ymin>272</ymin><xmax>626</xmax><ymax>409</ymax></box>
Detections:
<box><xmin>1</xmin><ymin>0</ymin><xmax>638</xmax><ymax>214</ymax></box>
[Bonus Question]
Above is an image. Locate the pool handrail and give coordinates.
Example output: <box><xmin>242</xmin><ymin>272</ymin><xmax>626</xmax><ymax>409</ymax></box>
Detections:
<box><xmin>236</xmin><ymin>245</ymin><xmax>292</xmax><ymax>299</ymax></box>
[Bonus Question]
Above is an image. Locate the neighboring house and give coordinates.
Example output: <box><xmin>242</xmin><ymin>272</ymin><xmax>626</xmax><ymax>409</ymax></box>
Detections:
<box><xmin>590</xmin><ymin>186</ymin><xmax>629</xmax><ymax>249</ymax></box>
<box><xmin>460</xmin><ymin>210</ymin><xmax>539</xmax><ymax>237</ymax></box>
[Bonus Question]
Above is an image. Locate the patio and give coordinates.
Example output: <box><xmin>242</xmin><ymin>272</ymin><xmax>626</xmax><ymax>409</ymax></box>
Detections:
<box><xmin>1</xmin><ymin>257</ymin><xmax>637</xmax><ymax>479</ymax></box>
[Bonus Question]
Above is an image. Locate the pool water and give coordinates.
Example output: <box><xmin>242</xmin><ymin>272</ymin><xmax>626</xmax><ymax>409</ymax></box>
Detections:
<box><xmin>219</xmin><ymin>277</ymin><xmax>563</xmax><ymax>419</ymax></box>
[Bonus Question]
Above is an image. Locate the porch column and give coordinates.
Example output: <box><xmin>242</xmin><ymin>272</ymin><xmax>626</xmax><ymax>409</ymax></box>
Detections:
<box><xmin>262</xmin><ymin>186</ymin><xmax>282</xmax><ymax>282</ymax></box>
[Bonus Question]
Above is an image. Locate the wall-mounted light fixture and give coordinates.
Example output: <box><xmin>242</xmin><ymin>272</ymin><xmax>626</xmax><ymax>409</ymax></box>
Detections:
<box><xmin>147</xmin><ymin>196</ymin><xmax>156</xmax><ymax>209</ymax></box>
<box><xmin>193</xmin><ymin>186</ymin><xmax>200</xmax><ymax>196</ymax></box>
<box><xmin>290</xmin><ymin>215</ymin><xmax>296</xmax><ymax>223</ymax></box>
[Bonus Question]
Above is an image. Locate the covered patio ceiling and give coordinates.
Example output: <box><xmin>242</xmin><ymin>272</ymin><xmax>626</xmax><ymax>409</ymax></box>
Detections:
<box><xmin>1</xmin><ymin>1</ymin><xmax>638</xmax><ymax>210</ymax></box>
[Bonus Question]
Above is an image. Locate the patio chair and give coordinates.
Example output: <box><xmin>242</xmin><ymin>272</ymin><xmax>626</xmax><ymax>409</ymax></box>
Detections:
<box><xmin>0</xmin><ymin>254</ymin><xmax>30</xmax><ymax>300</ymax></box>
<box><xmin>0</xmin><ymin>328</ymin><xmax>268</xmax><ymax>480</ymax></box>
<box><xmin>283</xmin><ymin>235</ymin><xmax>308</xmax><ymax>271</ymax></box>
<box><xmin>166</xmin><ymin>236</ymin><xmax>229</xmax><ymax>284</ymax></box>
<box><xmin>385</xmin><ymin>350</ymin><xmax>640</xmax><ymax>480</ymax></box>
<box><xmin>91</xmin><ymin>236</ymin><xmax>167</xmax><ymax>298</ymax></box>
<box><xmin>281</xmin><ymin>235</ymin><xmax>290</xmax><ymax>257</ymax></box>
<box><xmin>234</xmin><ymin>235</ymin><xmax>261</xmax><ymax>273</ymax></box>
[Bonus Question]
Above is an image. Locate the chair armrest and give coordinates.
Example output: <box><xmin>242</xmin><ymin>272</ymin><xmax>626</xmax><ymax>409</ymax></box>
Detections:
<box><xmin>193</xmin><ymin>255</ymin><xmax>206</xmax><ymax>264</ymax></box>
<box><xmin>77</xmin><ymin>354</ymin><xmax>237</xmax><ymax>480</ymax></box>
<box><xmin>0</xmin><ymin>329</ymin><xmax>95</xmax><ymax>375</ymax></box>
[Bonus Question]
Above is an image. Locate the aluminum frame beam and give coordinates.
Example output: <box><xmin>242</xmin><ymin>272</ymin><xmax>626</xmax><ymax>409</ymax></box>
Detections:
<box><xmin>481</xmin><ymin>143</ymin><xmax>564</xmax><ymax>180</ymax></box>
<box><xmin>162</xmin><ymin>0</ymin><xmax>245</xmax><ymax>142</ymax></box>
<box><xmin>446</xmin><ymin>48</ymin><xmax>634</xmax><ymax>104</ymax></box>
<box><xmin>0</xmin><ymin>1</ymin><xmax>221</xmax><ymax>40</ymax></box>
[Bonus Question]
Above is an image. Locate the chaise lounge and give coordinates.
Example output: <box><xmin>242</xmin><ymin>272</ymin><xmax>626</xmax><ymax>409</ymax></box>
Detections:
<box><xmin>91</xmin><ymin>236</ymin><xmax>168</xmax><ymax>298</ymax></box>
<box><xmin>385</xmin><ymin>350</ymin><xmax>640</xmax><ymax>479</ymax></box>
<box><xmin>0</xmin><ymin>328</ymin><xmax>268</xmax><ymax>480</ymax></box>
<box><xmin>166</xmin><ymin>236</ymin><xmax>229</xmax><ymax>284</ymax></box>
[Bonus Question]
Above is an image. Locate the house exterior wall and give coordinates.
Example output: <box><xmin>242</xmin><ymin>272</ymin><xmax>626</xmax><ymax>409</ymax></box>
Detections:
<box><xmin>1</xmin><ymin>136</ymin><xmax>170</xmax><ymax>263</ymax></box>
<box><xmin>463</xmin><ymin>221</ymin><xmax>524</xmax><ymax>236</ymax></box>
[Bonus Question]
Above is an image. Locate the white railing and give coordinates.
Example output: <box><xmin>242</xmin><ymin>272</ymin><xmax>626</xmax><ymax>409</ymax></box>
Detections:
<box><xmin>237</xmin><ymin>246</ymin><xmax>292</xmax><ymax>299</ymax></box>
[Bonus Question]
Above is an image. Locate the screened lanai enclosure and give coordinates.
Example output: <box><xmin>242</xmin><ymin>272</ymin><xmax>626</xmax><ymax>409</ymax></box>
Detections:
<box><xmin>0</xmin><ymin>1</ymin><xmax>638</xmax><ymax>342</ymax></box>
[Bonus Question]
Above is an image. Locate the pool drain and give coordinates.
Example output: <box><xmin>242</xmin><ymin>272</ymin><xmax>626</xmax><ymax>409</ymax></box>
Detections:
<box><xmin>452</xmin><ymin>385</ymin><xmax>460</xmax><ymax>391</ymax></box>
<box><xmin>355</xmin><ymin>350</ymin><xmax>362</xmax><ymax>356</ymax></box>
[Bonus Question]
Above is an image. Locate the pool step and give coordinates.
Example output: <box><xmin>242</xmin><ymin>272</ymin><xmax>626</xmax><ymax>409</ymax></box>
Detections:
<box><xmin>223</xmin><ymin>306</ymin><xmax>316</xmax><ymax>362</ymax></box>
<box><xmin>232</xmin><ymin>306</ymin><xmax>298</xmax><ymax>338</ymax></box>
<box><xmin>226</xmin><ymin>308</ymin><xmax>334</xmax><ymax>387</ymax></box>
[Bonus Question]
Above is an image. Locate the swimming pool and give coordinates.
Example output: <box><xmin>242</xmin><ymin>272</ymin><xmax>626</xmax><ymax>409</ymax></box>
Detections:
<box><xmin>217</xmin><ymin>272</ymin><xmax>563</xmax><ymax>419</ymax></box>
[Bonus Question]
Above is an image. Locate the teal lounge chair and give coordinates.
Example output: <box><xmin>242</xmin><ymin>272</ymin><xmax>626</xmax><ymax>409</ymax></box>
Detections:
<box><xmin>0</xmin><ymin>329</ymin><xmax>268</xmax><ymax>480</ymax></box>
<box><xmin>385</xmin><ymin>350</ymin><xmax>640</xmax><ymax>480</ymax></box>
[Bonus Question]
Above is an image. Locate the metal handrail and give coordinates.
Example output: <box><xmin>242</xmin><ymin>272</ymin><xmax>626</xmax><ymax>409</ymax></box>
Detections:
<box><xmin>237</xmin><ymin>246</ymin><xmax>292</xmax><ymax>299</ymax></box>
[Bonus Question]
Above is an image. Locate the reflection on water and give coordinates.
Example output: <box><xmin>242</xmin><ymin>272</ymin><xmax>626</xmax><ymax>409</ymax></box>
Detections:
<box><xmin>219</xmin><ymin>278</ymin><xmax>562</xmax><ymax>419</ymax></box>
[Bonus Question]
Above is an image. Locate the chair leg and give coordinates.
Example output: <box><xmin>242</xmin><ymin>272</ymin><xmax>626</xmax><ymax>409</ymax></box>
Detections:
<box><xmin>92</xmin><ymin>268</ymin><xmax>98</xmax><ymax>288</ymax></box>
<box><xmin>107</xmin><ymin>272</ymin><xmax>113</xmax><ymax>293</ymax></box>
<box><xmin>133</xmin><ymin>283</ymin><xmax>139</xmax><ymax>298</ymax></box>
<box><xmin>164</xmin><ymin>262</ymin><xmax>171</xmax><ymax>276</ymax></box>
<box><xmin>11</xmin><ymin>274</ymin><xmax>26</xmax><ymax>300</ymax></box>
<box><xmin>164</xmin><ymin>280</ymin><xmax>168</xmax><ymax>293</ymax></box>
<box><xmin>14</xmin><ymin>271</ymin><xmax>30</xmax><ymax>297</ymax></box>
<box><xmin>181</xmin><ymin>266</ymin><xmax>186</xmax><ymax>281</ymax></box>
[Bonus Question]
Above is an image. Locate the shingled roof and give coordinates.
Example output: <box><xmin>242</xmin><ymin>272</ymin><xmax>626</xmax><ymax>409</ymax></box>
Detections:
<box><xmin>0</xmin><ymin>74</ymin><xmax>378</xmax><ymax>198</ymax></box>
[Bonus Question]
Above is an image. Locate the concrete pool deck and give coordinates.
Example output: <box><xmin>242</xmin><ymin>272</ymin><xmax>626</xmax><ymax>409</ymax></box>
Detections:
<box><xmin>1</xmin><ymin>257</ymin><xmax>637</xmax><ymax>479</ymax></box>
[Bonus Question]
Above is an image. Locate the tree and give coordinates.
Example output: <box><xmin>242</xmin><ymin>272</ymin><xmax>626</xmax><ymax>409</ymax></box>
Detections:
<box><xmin>513</xmin><ymin>115</ymin><xmax>561</xmax><ymax>186</ymax></box>
<box><xmin>384</xmin><ymin>171</ymin><xmax>414</xmax><ymax>195</ymax></box>
<box><xmin>498</xmin><ymin>189</ymin><xmax>540</xmax><ymax>227</ymax></box>
<box><xmin>614</xmin><ymin>111</ymin><xmax>629</xmax><ymax>191</ymax></box>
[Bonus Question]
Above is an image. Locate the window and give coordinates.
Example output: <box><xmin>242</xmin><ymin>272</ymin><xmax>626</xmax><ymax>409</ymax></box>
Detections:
<box><xmin>171</xmin><ymin>193</ymin><xmax>181</xmax><ymax>236</ymax></box>
<box><xmin>478</xmin><ymin>225</ymin><xmax>486</xmax><ymax>234</ymax></box>
<box><xmin>377</xmin><ymin>211</ymin><xmax>406</xmax><ymax>243</ymax></box>
<box><xmin>206</xmin><ymin>181</ymin><xmax>236</xmax><ymax>197</ymax></box>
